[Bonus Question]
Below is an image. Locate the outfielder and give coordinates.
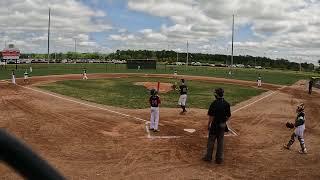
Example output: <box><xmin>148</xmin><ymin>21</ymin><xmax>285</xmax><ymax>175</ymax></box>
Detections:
<box><xmin>11</xmin><ymin>70</ymin><xmax>16</xmax><ymax>85</ymax></box>
<box><xmin>149</xmin><ymin>89</ymin><xmax>161</xmax><ymax>132</ymax></box>
<box><xmin>82</xmin><ymin>68</ymin><xmax>88</xmax><ymax>80</ymax></box>
<box><xmin>178</xmin><ymin>79</ymin><xmax>188</xmax><ymax>114</ymax></box>
<box><xmin>284</xmin><ymin>103</ymin><xmax>307</xmax><ymax>154</ymax></box>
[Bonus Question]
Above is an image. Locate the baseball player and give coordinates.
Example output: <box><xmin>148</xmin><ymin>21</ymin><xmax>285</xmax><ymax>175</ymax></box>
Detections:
<box><xmin>149</xmin><ymin>89</ymin><xmax>161</xmax><ymax>132</ymax></box>
<box><xmin>308</xmin><ymin>78</ymin><xmax>313</xmax><ymax>94</ymax></box>
<box><xmin>257</xmin><ymin>74</ymin><xmax>262</xmax><ymax>87</ymax></box>
<box><xmin>29</xmin><ymin>66</ymin><xmax>33</xmax><ymax>73</ymax></box>
<box><xmin>178</xmin><ymin>79</ymin><xmax>188</xmax><ymax>114</ymax></box>
<box><xmin>173</xmin><ymin>70</ymin><xmax>178</xmax><ymax>79</ymax></box>
<box><xmin>11</xmin><ymin>70</ymin><xmax>16</xmax><ymax>85</ymax></box>
<box><xmin>82</xmin><ymin>68</ymin><xmax>88</xmax><ymax>80</ymax></box>
<box><xmin>24</xmin><ymin>70</ymin><xmax>29</xmax><ymax>84</ymax></box>
<box><xmin>284</xmin><ymin>103</ymin><xmax>307</xmax><ymax>154</ymax></box>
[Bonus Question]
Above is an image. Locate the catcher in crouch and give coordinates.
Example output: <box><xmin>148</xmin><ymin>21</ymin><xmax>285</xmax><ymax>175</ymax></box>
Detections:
<box><xmin>284</xmin><ymin>103</ymin><xmax>307</xmax><ymax>154</ymax></box>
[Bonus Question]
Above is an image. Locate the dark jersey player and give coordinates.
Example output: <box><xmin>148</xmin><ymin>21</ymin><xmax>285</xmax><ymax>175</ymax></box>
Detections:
<box><xmin>178</xmin><ymin>79</ymin><xmax>188</xmax><ymax>114</ymax></box>
<box><xmin>203</xmin><ymin>88</ymin><xmax>231</xmax><ymax>164</ymax></box>
<box><xmin>149</xmin><ymin>89</ymin><xmax>161</xmax><ymax>132</ymax></box>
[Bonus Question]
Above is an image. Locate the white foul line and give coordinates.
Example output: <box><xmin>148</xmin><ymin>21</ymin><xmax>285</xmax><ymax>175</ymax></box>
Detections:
<box><xmin>13</xmin><ymin>83</ymin><xmax>148</xmax><ymax>123</ymax></box>
<box><xmin>8</xmin><ymin>80</ymin><xmax>285</xmax><ymax>140</ymax></box>
<box><xmin>11</xmin><ymin>82</ymin><xmax>181</xmax><ymax>139</ymax></box>
<box><xmin>232</xmin><ymin>86</ymin><xmax>286</xmax><ymax>114</ymax></box>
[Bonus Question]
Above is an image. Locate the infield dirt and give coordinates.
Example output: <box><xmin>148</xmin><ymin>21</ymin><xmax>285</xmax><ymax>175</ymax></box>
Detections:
<box><xmin>0</xmin><ymin>73</ymin><xmax>319</xmax><ymax>179</ymax></box>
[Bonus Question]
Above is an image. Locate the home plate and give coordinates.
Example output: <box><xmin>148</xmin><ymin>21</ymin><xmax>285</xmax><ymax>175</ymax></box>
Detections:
<box><xmin>184</xmin><ymin>129</ymin><xmax>196</xmax><ymax>133</ymax></box>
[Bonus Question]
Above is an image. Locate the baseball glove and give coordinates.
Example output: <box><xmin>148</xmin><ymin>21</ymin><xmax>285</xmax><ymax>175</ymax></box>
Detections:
<box><xmin>286</xmin><ymin>122</ymin><xmax>294</xmax><ymax>129</ymax></box>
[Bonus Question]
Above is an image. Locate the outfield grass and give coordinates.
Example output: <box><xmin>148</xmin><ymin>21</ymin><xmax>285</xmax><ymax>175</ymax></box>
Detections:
<box><xmin>38</xmin><ymin>77</ymin><xmax>266</xmax><ymax>109</ymax></box>
<box><xmin>0</xmin><ymin>63</ymin><xmax>316</xmax><ymax>85</ymax></box>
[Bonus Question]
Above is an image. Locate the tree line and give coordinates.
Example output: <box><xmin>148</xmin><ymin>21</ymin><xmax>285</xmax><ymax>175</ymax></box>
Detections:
<box><xmin>14</xmin><ymin>50</ymin><xmax>320</xmax><ymax>72</ymax></box>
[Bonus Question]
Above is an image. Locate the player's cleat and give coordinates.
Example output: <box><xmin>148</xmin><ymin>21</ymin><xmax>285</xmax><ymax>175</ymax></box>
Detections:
<box><xmin>202</xmin><ymin>157</ymin><xmax>212</xmax><ymax>162</ymax></box>
<box><xmin>149</xmin><ymin>128</ymin><xmax>154</xmax><ymax>131</ymax></box>
<box><xmin>153</xmin><ymin>129</ymin><xmax>160</xmax><ymax>132</ymax></box>
<box><xmin>215</xmin><ymin>159</ymin><xmax>223</xmax><ymax>164</ymax></box>
<box><xmin>299</xmin><ymin>149</ymin><xmax>307</xmax><ymax>154</ymax></box>
<box><xmin>283</xmin><ymin>145</ymin><xmax>290</xmax><ymax>150</ymax></box>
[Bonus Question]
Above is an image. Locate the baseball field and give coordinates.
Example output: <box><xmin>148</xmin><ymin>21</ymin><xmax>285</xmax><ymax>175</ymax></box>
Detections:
<box><xmin>0</xmin><ymin>64</ymin><xmax>319</xmax><ymax>179</ymax></box>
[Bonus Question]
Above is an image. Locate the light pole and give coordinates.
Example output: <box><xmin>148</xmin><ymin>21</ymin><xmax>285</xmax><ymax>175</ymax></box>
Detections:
<box><xmin>186</xmin><ymin>40</ymin><xmax>189</xmax><ymax>70</ymax></box>
<box><xmin>47</xmin><ymin>8</ymin><xmax>51</xmax><ymax>64</ymax></box>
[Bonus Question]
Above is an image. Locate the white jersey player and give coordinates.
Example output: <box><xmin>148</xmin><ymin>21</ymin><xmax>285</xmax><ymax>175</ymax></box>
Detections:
<box><xmin>82</xmin><ymin>68</ymin><xmax>88</xmax><ymax>80</ymax></box>
<box><xmin>257</xmin><ymin>75</ymin><xmax>262</xmax><ymax>87</ymax></box>
<box><xmin>11</xmin><ymin>70</ymin><xmax>16</xmax><ymax>85</ymax></box>
<box><xmin>24</xmin><ymin>70</ymin><xmax>29</xmax><ymax>84</ymax></box>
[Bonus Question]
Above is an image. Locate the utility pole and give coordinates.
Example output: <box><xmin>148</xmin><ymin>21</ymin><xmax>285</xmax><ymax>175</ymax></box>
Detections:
<box><xmin>186</xmin><ymin>40</ymin><xmax>189</xmax><ymax>70</ymax></box>
<box><xmin>176</xmin><ymin>51</ymin><xmax>178</xmax><ymax>62</ymax></box>
<box><xmin>300</xmin><ymin>58</ymin><xmax>302</xmax><ymax>72</ymax></box>
<box><xmin>47</xmin><ymin>8</ymin><xmax>51</xmax><ymax>64</ymax></box>
<box><xmin>75</xmin><ymin>39</ymin><xmax>77</xmax><ymax>53</ymax></box>
<box><xmin>231</xmin><ymin>14</ymin><xmax>234</xmax><ymax>68</ymax></box>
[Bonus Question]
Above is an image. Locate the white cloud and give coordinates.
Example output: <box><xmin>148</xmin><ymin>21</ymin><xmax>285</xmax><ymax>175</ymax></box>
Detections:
<box><xmin>0</xmin><ymin>0</ymin><xmax>112</xmax><ymax>53</ymax></box>
<box><xmin>125</xmin><ymin>0</ymin><xmax>320</xmax><ymax>63</ymax></box>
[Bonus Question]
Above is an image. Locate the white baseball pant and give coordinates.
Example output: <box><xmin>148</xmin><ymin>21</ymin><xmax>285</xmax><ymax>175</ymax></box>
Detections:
<box><xmin>150</xmin><ymin>107</ymin><xmax>159</xmax><ymax>130</ymax></box>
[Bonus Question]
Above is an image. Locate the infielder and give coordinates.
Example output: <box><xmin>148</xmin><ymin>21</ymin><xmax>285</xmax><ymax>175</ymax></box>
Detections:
<box><xmin>257</xmin><ymin>74</ymin><xmax>262</xmax><ymax>87</ymax></box>
<box><xmin>149</xmin><ymin>89</ymin><xmax>161</xmax><ymax>132</ymax></box>
<box><xmin>82</xmin><ymin>68</ymin><xmax>88</xmax><ymax>80</ymax></box>
<box><xmin>173</xmin><ymin>70</ymin><xmax>178</xmax><ymax>79</ymax></box>
<box><xmin>178</xmin><ymin>79</ymin><xmax>188</xmax><ymax>114</ymax></box>
<box><xmin>24</xmin><ymin>70</ymin><xmax>29</xmax><ymax>84</ymax></box>
<box><xmin>11</xmin><ymin>70</ymin><xmax>16</xmax><ymax>85</ymax></box>
<box><xmin>284</xmin><ymin>103</ymin><xmax>307</xmax><ymax>154</ymax></box>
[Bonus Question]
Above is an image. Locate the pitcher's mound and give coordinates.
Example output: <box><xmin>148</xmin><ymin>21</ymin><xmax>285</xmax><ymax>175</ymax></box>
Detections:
<box><xmin>134</xmin><ymin>82</ymin><xmax>174</xmax><ymax>93</ymax></box>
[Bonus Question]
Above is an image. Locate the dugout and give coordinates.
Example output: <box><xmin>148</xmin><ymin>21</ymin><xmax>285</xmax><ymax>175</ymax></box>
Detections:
<box><xmin>127</xmin><ymin>59</ymin><xmax>156</xmax><ymax>69</ymax></box>
<box><xmin>312</xmin><ymin>77</ymin><xmax>320</xmax><ymax>89</ymax></box>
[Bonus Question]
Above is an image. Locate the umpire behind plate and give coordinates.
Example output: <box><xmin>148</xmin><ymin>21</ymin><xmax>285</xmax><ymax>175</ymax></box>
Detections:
<box><xmin>203</xmin><ymin>88</ymin><xmax>231</xmax><ymax>164</ymax></box>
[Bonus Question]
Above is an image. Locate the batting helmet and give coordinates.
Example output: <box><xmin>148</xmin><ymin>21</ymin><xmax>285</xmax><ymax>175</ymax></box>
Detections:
<box><xmin>150</xmin><ymin>89</ymin><xmax>157</xmax><ymax>95</ymax></box>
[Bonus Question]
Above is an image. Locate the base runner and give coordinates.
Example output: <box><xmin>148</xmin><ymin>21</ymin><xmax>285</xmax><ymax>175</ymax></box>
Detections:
<box><xmin>149</xmin><ymin>89</ymin><xmax>161</xmax><ymax>132</ymax></box>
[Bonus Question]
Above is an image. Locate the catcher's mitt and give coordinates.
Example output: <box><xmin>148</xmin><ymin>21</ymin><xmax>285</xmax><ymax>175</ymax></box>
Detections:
<box><xmin>286</xmin><ymin>122</ymin><xmax>294</xmax><ymax>129</ymax></box>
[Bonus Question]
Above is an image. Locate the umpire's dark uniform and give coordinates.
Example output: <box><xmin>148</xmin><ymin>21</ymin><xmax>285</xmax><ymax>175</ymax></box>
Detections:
<box><xmin>203</xmin><ymin>88</ymin><xmax>231</xmax><ymax>164</ymax></box>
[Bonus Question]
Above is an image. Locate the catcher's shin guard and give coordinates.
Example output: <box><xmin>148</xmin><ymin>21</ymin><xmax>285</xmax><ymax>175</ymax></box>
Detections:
<box><xmin>286</xmin><ymin>133</ymin><xmax>296</xmax><ymax>148</ymax></box>
<box><xmin>298</xmin><ymin>136</ymin><xmax>306</xmax><ymax>152</ymax></box>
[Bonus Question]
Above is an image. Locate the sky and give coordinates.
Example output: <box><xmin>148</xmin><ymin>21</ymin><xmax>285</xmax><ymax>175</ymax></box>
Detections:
<box><xmin>0</xmin><ymin>0</ymin><xmax>319</xmax><ymax>64</ymax></box>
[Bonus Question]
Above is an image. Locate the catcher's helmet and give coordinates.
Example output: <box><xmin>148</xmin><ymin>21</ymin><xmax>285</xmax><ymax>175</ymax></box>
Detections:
<box><xmin>150</xmin><ymin>89</ymin><xmax>157</xmax><ymax>95</ymax></box>
<box><xmin>214</xmin><ymin>88</ymin><xmax>224</xmax><ymax>97</ymax></box>
<box><xmin>296</xmin><ymin>103</ymin><xmax>305</xmax><ymax>112</ymax></box>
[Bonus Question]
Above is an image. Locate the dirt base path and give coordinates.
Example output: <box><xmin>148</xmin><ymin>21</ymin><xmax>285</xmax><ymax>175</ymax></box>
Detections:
<box><xmin>0</xmin><ymin>74</ymin><xmax>319</xmax><ymax>179</ymax></box>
